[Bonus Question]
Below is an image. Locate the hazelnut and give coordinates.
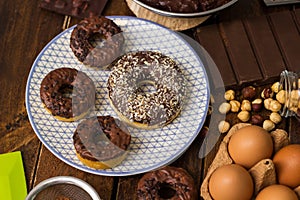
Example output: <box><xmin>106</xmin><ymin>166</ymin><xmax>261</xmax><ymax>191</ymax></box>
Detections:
<box><xmin>289</xmin><ymin>106</ymin><xmax>298</xmax><ymax>113</ymax></box>
<box><xmin>224</xmin><ymin>89</ymin><xmax>235</xmax><ymax>101</ymax></box>
<box><xmin>263</xmin><ymin>120</ymin><xmax>275</xmax><ymax>131</ymax></box>
<box><xmin>269</xmin><ymin>99</ymin><xmax>282</xmax><ymax>112</ymax></box>
<box><xmin>276</xmin><ymin>90</ymin><xmax>286</xmax><ymax>104</ymax></box>
<box><xmin>229</xmin><ymin>100</ymin><xmax>240</xmax><ymax>112</ymax></box>
<box><xmin>270</xmin><ymin>112</ymin><xmax>282</xmax><ymax>124</ymax></box>
<box><xmin>251</xmin><ymin>114</ymin><xmax>264</xmax><ymax>126</ymax></box>
<box><xmin>237</xmin><ymin>110</ymin><xmax>250</xmax><ymax>122</ymax></box>
<box><xmin>218</xmin><ymin>102</ymin><xmax>231</xmax><ymax>114</ymax></box>
<box><xmin>218</xmin><ymin>120</ymin><xmax>230</xmax><ymax>133</ymax></box>
<box><xmin>241</xmin><ymin>100</ymin><xmax>251</xmax><ymax>111</ymax></box>
<box><xmin>242</xmin><ymin>86</ymin><xmax>256</xmax><ymax>100</ymax></box>
<box><xmin>210</xmin><ymin>95</ymin><xmax>215</xmax><ymax>104</ymax></box>
<box><xmin>264</xmin><ymin>98</ymin><xmax>273</xmax><ymax>110</ymax></box>
<box><xmin>261</xmin><ymin>87</ymin><xmax>274</xmax><ymax>99</ymax></box>
<box><xmin>271</xmin><ymin>82</ymin><xmax>282</xmax><ymax>93</ymax></box>
<box><xmin>290</xmin><ymin>90</ymin><xmax>299</xmax><ymax>102</ymax></box>
<box><xmin>252</xmin><ymin>98</ymin><xmax>263</xmax><ymax>112</ymax></box>
<box><xmin>286</xmin><ymin>99</ymin><xmax>298</xmax><ymax>109</ymax></box>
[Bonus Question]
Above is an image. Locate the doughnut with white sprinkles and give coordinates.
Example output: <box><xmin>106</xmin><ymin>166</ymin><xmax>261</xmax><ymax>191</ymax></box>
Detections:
<box><xmin>107</xmin><ymin>51</ymin><xmax>186</xmax><ymax>129</ymax></box>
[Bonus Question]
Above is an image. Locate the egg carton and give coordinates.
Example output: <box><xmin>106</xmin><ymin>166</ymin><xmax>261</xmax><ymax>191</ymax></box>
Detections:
<box><xmin>263</xmin><ymin>0</ymin><xmax>300</xmax><ymax>6</ymax></box>
<box><xmin>200</xmin><ymin>123</ymin><xmax>292</xmax><ymax>200</ymax></box>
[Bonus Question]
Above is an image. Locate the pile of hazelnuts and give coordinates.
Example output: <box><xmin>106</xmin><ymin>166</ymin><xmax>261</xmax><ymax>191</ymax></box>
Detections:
<box><xmin>217</xmin><ymin>82</ymin><xmax>286</xmax><ymax>133</ymax></box>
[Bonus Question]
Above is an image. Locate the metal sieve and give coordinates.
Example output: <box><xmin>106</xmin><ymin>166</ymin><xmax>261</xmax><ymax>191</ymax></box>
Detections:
<box><xmin>25</xmin><ymin>176</ymin><xmax>101</xmax><ymax>200</ymax></box>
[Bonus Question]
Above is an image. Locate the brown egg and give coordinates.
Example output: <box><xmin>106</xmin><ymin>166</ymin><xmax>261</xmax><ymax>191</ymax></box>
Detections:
<box><xmin>255</xmin><ymin>184</ymin><xmax>298</xmax><ymax>200</ymax></box>
<box><xmin>209</xmin><ymin>164</ymin><xmax>254</xmax><ymax>200</ymax></box>
<box><xmin>273</xmin><ymin>144</ymin><xmax>300</xmax><ymax>188</ymax></box>
<box><xmin>228</xmin><ymin>125</ymin><xmax>273</xmax><ymax>169</ymax></box>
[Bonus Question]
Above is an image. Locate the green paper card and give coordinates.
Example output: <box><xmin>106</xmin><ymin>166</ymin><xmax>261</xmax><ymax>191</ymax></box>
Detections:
<box><xmin>0</xmin><ymin>151</ymin><xmax>27</xmax><ymax>200</ymax></box>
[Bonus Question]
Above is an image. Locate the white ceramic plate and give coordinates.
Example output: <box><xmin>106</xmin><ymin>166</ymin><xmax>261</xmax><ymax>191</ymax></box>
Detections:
<box><xmin>25</xmin><ymin>16</ymin><xmax>210</xmax><ymax>176</ymax></box>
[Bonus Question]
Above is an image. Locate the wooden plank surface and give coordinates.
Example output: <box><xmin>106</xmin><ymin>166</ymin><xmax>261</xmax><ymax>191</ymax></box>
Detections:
<box><xmin>0</xmin><ymin>0</ymin><xmax>66</xmax><ymax>193</ymax></box>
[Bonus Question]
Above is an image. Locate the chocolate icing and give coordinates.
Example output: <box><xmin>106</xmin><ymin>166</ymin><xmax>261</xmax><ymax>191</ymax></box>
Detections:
<box><xmin>73</xmin><ymin>116</ymin><xmax>131</xmax><ymax>161</ymax></box>
<box><xmin>70</xmin><ymin>16</ymin><xmax>124</xmax><ymax>69</ymax></box>
<box><xmin>200</xmin><ymin>0</ymin><xmax>231</xmax><ymax>11</ymax></box>
<box><xmin>40</xmin><ymin>68</ymin><xmax>95</xmax><ymax>120</ymax></box>
<box><xmin>139</xmin><ymin>0</ymin><xmax>200</xmax><ymax>13</ymax></box>
<box><xmin>138</xmin><ymin>0</ymin><xmax>231</xmax><ymax>13</ymax></box>
<box><xmin>137</xmin><ymin>166</ymin><xmax>197</xmax><ymax>200</ymax></box>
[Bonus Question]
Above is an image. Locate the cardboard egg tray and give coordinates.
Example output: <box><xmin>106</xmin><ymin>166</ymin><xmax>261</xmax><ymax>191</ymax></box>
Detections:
<box><xmin>200</xmin><ymin>123</ymin><xmax>300</xmax><ymax>199</ymax></box>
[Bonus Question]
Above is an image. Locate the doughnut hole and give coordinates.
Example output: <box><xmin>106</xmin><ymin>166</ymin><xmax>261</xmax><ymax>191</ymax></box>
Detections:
<box><xmin>137</xmin><ymin>80</ymin><xmax>157</xmax><ymax>94</ymax></box>
<box><xmin>58</xmin><ymin>84</ymin><xmax>73</xmax><ymax>98</ymax></box>
<box><xmin>157</xmin><ymin>182</ymin><xmax>176</xmax><ymax>199</ymax></box>
<box><xmin>89</xmin><ymin>32</ymin><xmax>106</xmax><ymax>48</ymax></box>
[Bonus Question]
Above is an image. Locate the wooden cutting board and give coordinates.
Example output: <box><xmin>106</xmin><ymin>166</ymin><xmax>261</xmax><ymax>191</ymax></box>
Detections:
<box><xmin>125</xmin><ymin>0</ymin><xmax>210</xmax><ymax>31</ymax></box>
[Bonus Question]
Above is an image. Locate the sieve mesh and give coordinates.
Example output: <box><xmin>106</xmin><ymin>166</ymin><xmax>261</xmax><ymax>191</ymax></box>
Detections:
<box><xmin>33</xmin><ymin>183</ymin><xmax>92</xmax><ymax>200</ymax></box>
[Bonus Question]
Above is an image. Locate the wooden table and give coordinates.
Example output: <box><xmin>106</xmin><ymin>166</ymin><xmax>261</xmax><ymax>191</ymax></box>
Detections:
<box><xmin>0</xmin><ymin>0</ymin><xmax>299</xmax><ymax>199</ymax></box>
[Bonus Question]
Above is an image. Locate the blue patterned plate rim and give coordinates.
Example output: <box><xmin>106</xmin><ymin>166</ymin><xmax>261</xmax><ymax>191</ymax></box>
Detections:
<box><xmin>25</xmin><ymin>16</ymin><xmax>210</xmax><ymax>176</ymax></box>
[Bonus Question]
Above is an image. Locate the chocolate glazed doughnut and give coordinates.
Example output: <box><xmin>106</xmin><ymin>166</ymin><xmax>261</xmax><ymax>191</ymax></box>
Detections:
<box><xmin>137</xmin><ymin>166</ymin><xmax>197</xmax><ymax>200</ymax></box>
<box><xmin>70</xmin><ymin>16</ymin><xmax>124</xmax><ymax>69</ymax></box>
<box><xmin>40</xmin><ymin>67</ymin><xmax>95</xmax><ymax>122</ymax></box>
<box><xmin>73</xmin><ymin>116</ymin><xmax>131</xmax><ymax>169</ymax></box>
<box><xmin>107</xmin><ymin>51</ymin><xmax>186</xmax><ymax>129</ymax></box>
